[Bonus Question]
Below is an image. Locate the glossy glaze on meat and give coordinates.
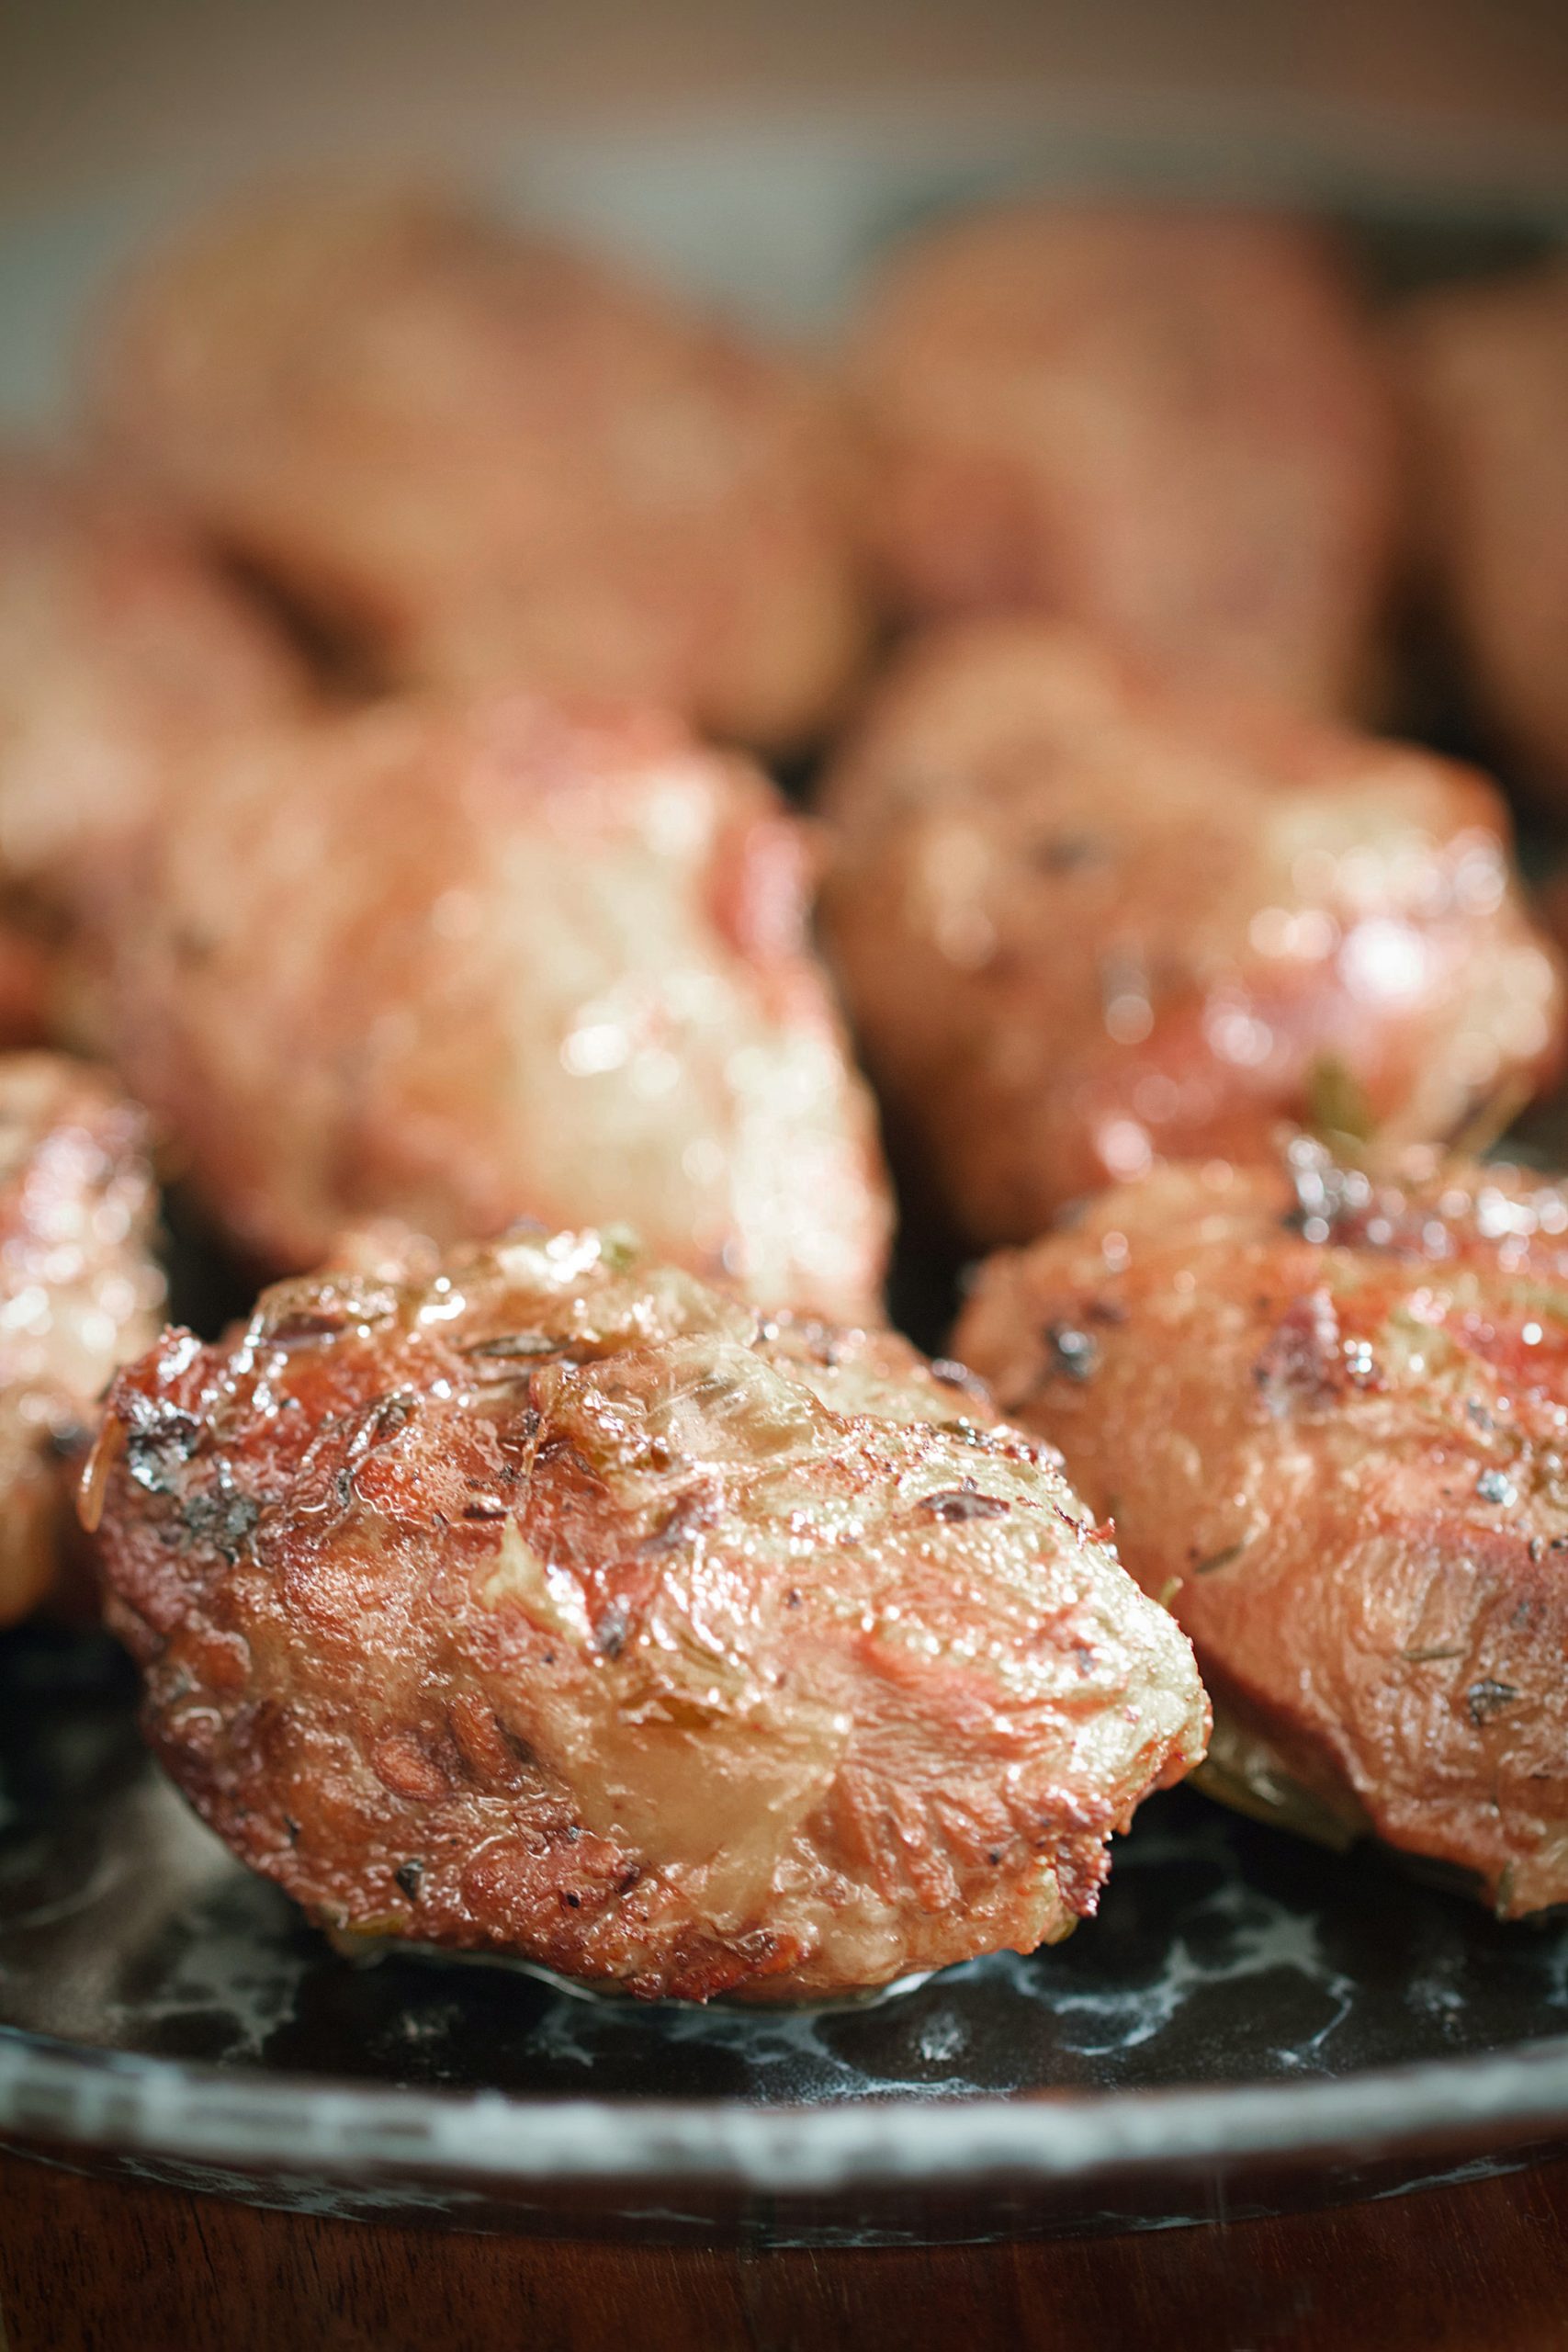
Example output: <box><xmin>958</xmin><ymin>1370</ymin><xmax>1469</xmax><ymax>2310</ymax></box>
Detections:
<box><xmin>0</xmin><ymin>450</ymin><xmax>305</xmax><ymax>922</ymax></box>
<box><xmin>1397</xmin><ymin>258</ymin><xmax>1568</xmax><ymax>798</ymax></box>
<box><xmin>99</xmin><ymin>692</ymin><xmax>892</xmax><ymax>1319</ymax></box>
<box><xmin>0</xmin><ymin>1053</ymin><xmax>164</xmax><ymax>1624</ymax></box>
<box><xmin>846</xmin><ymin>204</ymin><xmax>1396</xmax><ymax>715</ymax></box>
<box><xmin>87</xmin><ymin>187</ymin><xmax>868</xmax><ymax>750</ymax></box>
<box><xmin>955</xmin><ymin>1145</ymin><xmax>1568</xmax><ymax>1915</ymax></box>
<box><xmin>819</xmin><ymin>619</ymin><xmax>1562</xmax><ymax>1245</ymax></box>
<box><xmin>86</xmin><ymin>1227</ymin><xmax>1206</xmax><ymax>2000</ymax></box>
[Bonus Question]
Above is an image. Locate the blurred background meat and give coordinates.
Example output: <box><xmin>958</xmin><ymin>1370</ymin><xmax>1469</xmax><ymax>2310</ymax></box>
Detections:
<box><xmin>0</xmin><ymin>452</ymin><xmax>307</xmax><ymax>924</ymax></box>
<box><xmin>845</xmin><ymin>205</ymin><xmax>1398</xmax><ymax>717</ymax></box>
<box><xmin>0</xmin><ymin>920</ymin><xmax>58</xmax><ymax>1052</ymax></box>
<box><xmin>818</xmin><ymin>618</ymin><xmax>1563</xmax><ymax>1247</ymax></box>
<box><xmin>85</xmin><ymin>187</ymin><xmax>870</xmax><ymax>752</ymax></box>
<box><xmin>96</xmin><ymin>691</ymin><xmax>892</xmax><ymax>1318</ymax></box>
<box><xmin>1396</xmin><ymin>255</ymin><xmax>1568</xmax><ymax>805</ymax></box>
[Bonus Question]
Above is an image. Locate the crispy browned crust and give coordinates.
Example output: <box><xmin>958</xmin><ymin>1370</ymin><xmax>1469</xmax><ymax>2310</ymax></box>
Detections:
<box><xmin>97</xmin><ymin>689</ymin><xmax>892</xmax><ymax>1321</ymax></box>
<box><xmin>86</xmin><ymin>1227</ymin><xmax>1207</xmax><ymax>2001</ymax></box>
<box><xmin>1395</xmin><ymin>259</ymin><xmax>1568</xmax><ymax>798</ymax></box>
<box><xmin>847</xmin><ymin>203</ymin><xmax>1397</xmax><ymax>716</ymax></box>
<box><xmin>0</xmin><ymin>449</ymin><xmax>305</xmax><ymax>922</ymax></box>
<box><xmin>87</xmin><ymin>186</ymin><xmax>869</xmax><ymax>750</ymax></box>
<box><xmin>818</xmin><ymin>618</ymin><xmax>1563</xmax><ymax>1245</ymax></box>
<box><xmin>955</xmin><ymin>1145</ymin><xmax>1568</xmax><ymax>1915</ymax></box>
<box><xmin>0</xmin><ymin>1052</ymin><xmax>164</xmax><ymax>1624</ymax></box>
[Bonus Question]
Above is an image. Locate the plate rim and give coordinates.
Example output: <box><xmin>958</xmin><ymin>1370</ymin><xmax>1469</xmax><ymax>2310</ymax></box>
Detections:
<box><xmin>6</xmin><ymin>2020</ymin><xmax>1568</xmax><ymax>2193</ymax></box>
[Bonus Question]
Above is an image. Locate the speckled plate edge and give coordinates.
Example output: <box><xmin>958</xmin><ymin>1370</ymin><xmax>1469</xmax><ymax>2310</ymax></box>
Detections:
<box><xmin>6</xmin><ymin>2027</ymin><xmax>1568</xmax><ymax>2196</ymax></box>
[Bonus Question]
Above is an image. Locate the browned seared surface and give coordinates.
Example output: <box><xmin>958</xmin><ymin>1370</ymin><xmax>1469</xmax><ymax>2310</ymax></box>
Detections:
<box><xmin>819</xmin><ymin>618</ymin><xmax>1562</xmax><ymax>1244</ymax></box>
<box><xmin>0</xmin><ymin>1051</ymin><xmax>164</xmax><ymax>1623</ymax></box>
<box><xmin>956</xmin><ymin>1146</ymin><xmax>1568</xmax><ymax>1914</ymax></box>
<box><xmin>100</xmin><ymin>691</ymin><xmax>892</xmax><ymax>1319</ymax></box>
<box><xmin>87</xmin><ymin>1227</ymin><xmax>1206</xmax><ymax>2000</ymax></box>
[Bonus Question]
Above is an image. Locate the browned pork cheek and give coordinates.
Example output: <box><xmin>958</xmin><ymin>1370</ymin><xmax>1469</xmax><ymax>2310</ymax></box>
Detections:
<box><xmin>1396</xmin><ymin>258</ymin><xmax>1568</xmax><ymax>801</ymax></box>
<box><xmin>0</xmin><ymin>1051</ymin><xmax>164</xmax><ymax>1624</ymax></box>
<box><xmin>956</xmin><ymin>1147</ymin><xmax>1568</xmax><ymax>1914</ymax></box>
<box><xmin>86</xmin><ymin>187</ymin><xmax>868</xmax><ymax>749</ymax></box>
<box><xmin>87</xmin><ymin>1227</ymin><xmax>1208</xmax><ymax>2000</ymax></box>
<box><xmin>0</xmin><ymin>449</ymin><xmax>305</xmax><ymax>921</ymax></box>
<box><xmin>100</xmin><ymin>691</ymin><xmax>893</xmax><ymax>1321</ymax></box>
<box><xmin>847</xmin><ymin>203</ymin><xmax>1397</xmax><ymax>715</ymax></box>
<box><xmin>818</xmin><ymin>618</ymin><xmax>1562</xmax><ymax>1245</ymax></box>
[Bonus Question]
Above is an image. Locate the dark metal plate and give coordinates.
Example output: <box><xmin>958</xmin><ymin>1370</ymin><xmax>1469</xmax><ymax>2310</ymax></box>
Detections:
<box><xmin>5</xmin><ymin>1626</ymin><xmax>1568</xmax><ymax>2242</ymax></box>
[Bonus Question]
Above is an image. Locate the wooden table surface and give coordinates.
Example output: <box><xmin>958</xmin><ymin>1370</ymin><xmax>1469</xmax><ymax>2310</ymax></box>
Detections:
<box><xmin>4</xmin><ymin>2147</ymin><xmax>1567</xmax><ymax>2352</ymax></box>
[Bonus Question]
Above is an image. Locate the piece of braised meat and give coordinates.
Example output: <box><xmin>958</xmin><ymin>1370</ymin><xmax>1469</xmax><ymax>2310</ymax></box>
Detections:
<box><xmin>86</xmin><ymin>1226</ymin><xmax>1207</xmax><ymax>2001</ymax></box>
<box><xmin>819</xmin><ymin>618</ymin><xmax>1562</xmax><ymax>1246</ymax></box>
<box><xmin>1396</xmin><ymin>257</ymin><xmax>1568</xmax><ymax>801</ymax></box>
<box><xmin>0</xmin><ymin>449</ymin><xmax>305</xmax><ymax>924</ymax></box>
<box><xmin>86</xmin><ymin>187</ymin><xmax>868</xmax><ymax>750</ymax></box>
<box><xmin>0</xmin><ymin>1052</ymin><xmax>164</xmax><ymax>1623</ymax></box>
<box><xmin>846</xmin><ymin>203</ymin><xmax>1396</xmax><ymax>716</ymax></box>
<box><xmin>97</xmin><ymin>691</ymin><xmax>892</xmax><ymax>1321</ymax></box>
<box><xmin>956</xmin><ymin>1144</ymin><xmax>1568</xmax><ymax>1916</ymax></box>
